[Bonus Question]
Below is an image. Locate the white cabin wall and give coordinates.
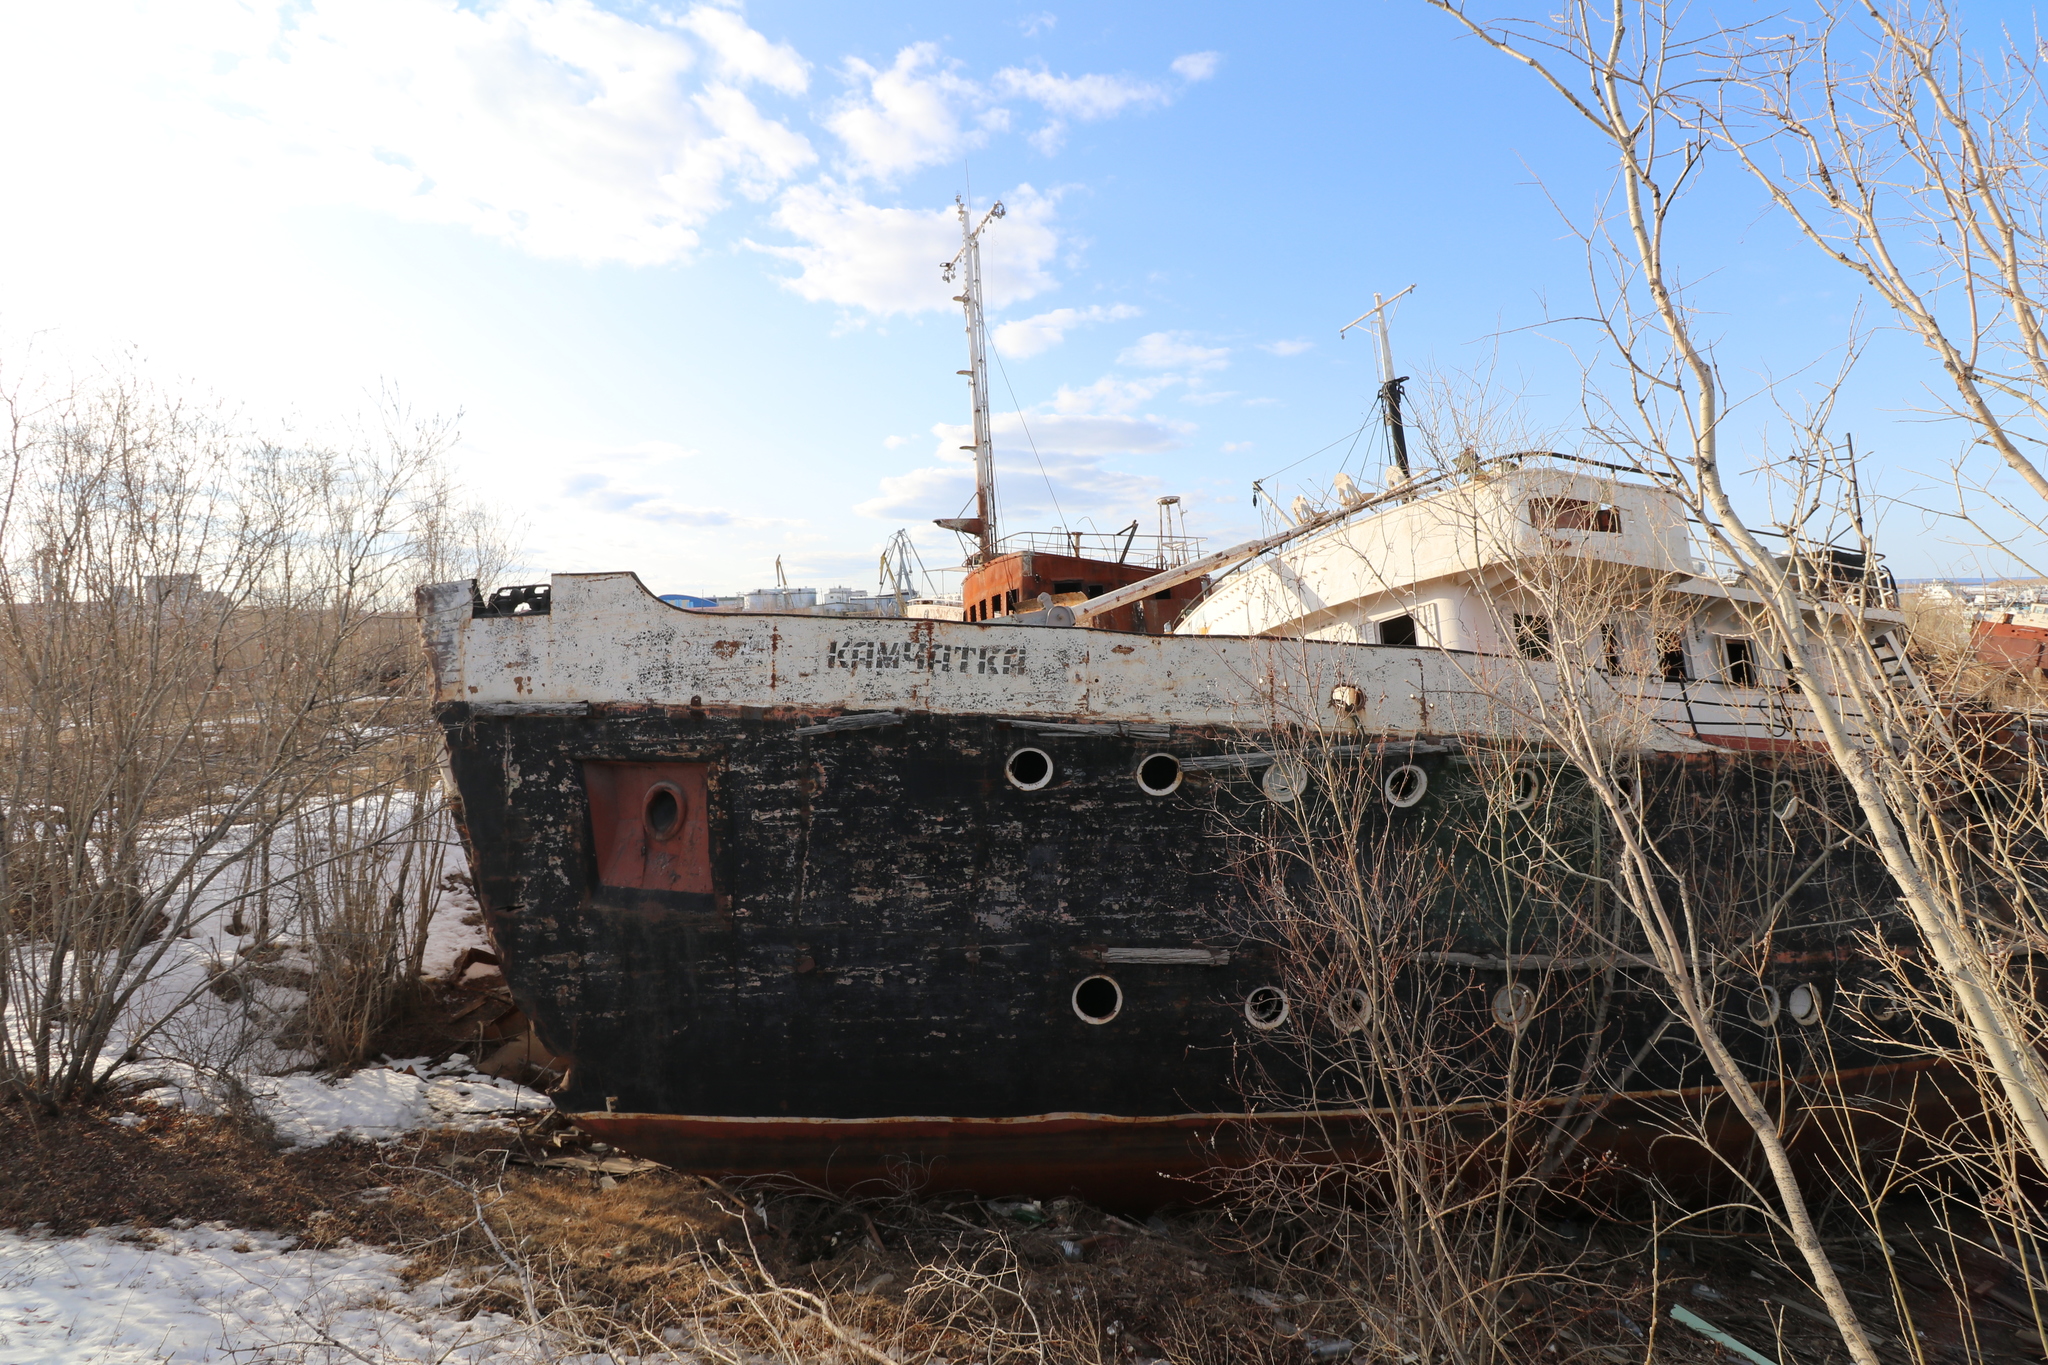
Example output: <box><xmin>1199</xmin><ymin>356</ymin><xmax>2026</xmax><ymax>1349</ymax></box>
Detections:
<box><xmin>1177</xmin><ymin>468</ymin><xmax>1692</xmax><ymax>640</ymax></box>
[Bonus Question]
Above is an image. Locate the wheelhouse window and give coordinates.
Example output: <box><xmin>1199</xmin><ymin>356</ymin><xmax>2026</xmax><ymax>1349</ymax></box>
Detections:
<box><xmin>1723</xmin><ymin>636</ymin><xmax>1758</xmax><ymax>687</ymax></box>
<box><xmin>1513</xmin><ymin>614</ymin><xmax>1553</xmax><ymax>660</ymax></box>
<box><xmin>1528</xmin><ymin>497</ymin><xmax>1623</xmax><ymax>533</ymax></box>
<box><xmin>1378</xmin><ymin>613</ymin><xmax>1418</xmax><ymax>647</ymax></box>
<box><xmin>1657</xmin><ymin>630</ymin><xmax>1688</xmax><ymax>682</ymax></box>
<box><xmin>1601</xmin><ymin>621</ymin><xmax>1625</xmax><ymax>673</ymax></box>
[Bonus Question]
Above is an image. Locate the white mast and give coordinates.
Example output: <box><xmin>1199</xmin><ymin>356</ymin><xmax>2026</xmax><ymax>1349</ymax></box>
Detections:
<box><xmin>936</xmin><ymin>197</ymin><xmax>1005</xmax><ymax>564</ymax></box>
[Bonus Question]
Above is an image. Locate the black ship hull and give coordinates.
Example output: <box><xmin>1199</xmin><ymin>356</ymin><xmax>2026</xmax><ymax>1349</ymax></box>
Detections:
<box><xmin>437</xmin><ymin>697</ymin><xmax>1924</xmax><ymax>1203</ymax></box>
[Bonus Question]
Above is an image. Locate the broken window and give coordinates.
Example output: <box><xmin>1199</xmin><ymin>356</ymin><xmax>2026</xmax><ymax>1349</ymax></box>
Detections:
<box><xmin>1657</xmin><ymin>631</ymin><xmax>1688</xmax><ymax>681</ymax></box>
<box><xmin>1723</xmin><ymin>636</ymin><xmax>1758</xmax><ymax>687</ymax></box>
<box><xmin>1005</xmin><ymin>589</ymin><xmax>1018</xmax><ymax>615</ymax></box>
<box><xmin>1602</xmin><ymin>621</ymin><xmax>1626</xmax><ymax>673</ymax></box>
<box><xmin>1378</xmin><ymin>613</ymin><xmax>1418</xmax><ymax>647</ymax></box>
<box><xmin>1513</xmin><ymin>614</ymin><xmax>1553</xmax><ymax>660</ymax></box>
<box><xmin>1528</xmin><ymin>497</ymin><xmax>1623</xmax><ymax>533</ymax></box>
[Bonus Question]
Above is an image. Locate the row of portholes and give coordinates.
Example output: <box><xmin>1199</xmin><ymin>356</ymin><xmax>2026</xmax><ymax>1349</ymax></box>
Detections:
<box><xmin>1068</xmin><ymin>977</ymin><xmax>1372</xmax><ymax>1032</ymax></box>
<box><xmin>1009</xmin><ymin>747</ymin><xmax>1654</xmax><ymax>817</ymax></box>
<box><xmin>1073</xmin><ymin>975</ymin><xmax>1859</xmax><ymax>1034</ymax></box>
<box><xmin>1258</xmin><ymin>760</ymin><xmax>1430</xmax><ymax>808</ymax></box>
<box><xmin>1004</xmin><ymin>746</ymin><xmax>1432</xmax><ymax>810</ymax></box>
<box><xmin>1498</xmin><ymin>767</ymin><xmax>1640</xmax><ymax>812</ymax></box>
<box><xmin>1752</xmin><ymin>982</ymin><xmax>1831</xmax><ymax>1027</ymax></box>
<box><xmin>1008</xmin><ymin>748</ymin><xmax>1185</xmax><ymax>796</ymax></box>
<box><xmin>1490</xmin><ymin>981</ymin><xmax>1842</xmax><ymax>1032</ymax></box>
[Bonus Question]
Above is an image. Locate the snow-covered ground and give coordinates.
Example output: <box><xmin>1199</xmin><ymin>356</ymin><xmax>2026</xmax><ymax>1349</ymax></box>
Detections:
<box><xmin>0</xmin><ymin>799</ymin><xmax>613</xmax><ymax>1362</ymax></box>
<box><xmin>0</xmin><ymin>1223</ymin><xmax>547</xmax><ymax>1364</ymax></box>
<box><xmin>139</xmin><ymin>1051</ymin><xmax>551</xmax><ymax>1149</ymax></box>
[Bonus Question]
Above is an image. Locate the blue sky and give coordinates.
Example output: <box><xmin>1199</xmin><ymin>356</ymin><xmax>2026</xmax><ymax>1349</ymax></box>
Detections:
<box><xmin>0</xmin><ymin>0</ymin><xmax>2035</xmax><ymax>594</ymax></box>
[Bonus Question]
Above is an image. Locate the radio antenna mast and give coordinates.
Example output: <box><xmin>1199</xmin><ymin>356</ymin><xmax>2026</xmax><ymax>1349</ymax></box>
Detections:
<box><xmin>1339</xmin><ymin>284</ymin><xmax>1417</xmax><ymax>484</ymax></box>
<box><xmin>935</xmin><ymin>197</ymin><xmax>1006</xmax><ymax>564</ymax></box>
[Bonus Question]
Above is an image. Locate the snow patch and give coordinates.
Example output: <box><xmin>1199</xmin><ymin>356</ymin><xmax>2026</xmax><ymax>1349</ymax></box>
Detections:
<box><xmin>0</xmin><ymin>1224</ymin><xmax>539</xmax><ymax>1364</ymax></box>
<box><xmin>143</xmin><ymin>1054</ymin><xmax>551</xmax><ymax>1148</ymax></box>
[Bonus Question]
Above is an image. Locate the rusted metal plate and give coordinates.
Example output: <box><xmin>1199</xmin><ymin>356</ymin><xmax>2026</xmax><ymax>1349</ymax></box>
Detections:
<box><xmin>569</xmin><ymin>1057</ymin><xmax>1957</xmax><ymax>1208</ymax></box>
<box><xmin>585</xmin><ymin>761</ymin><xmax>714</xmax><ymax>895</ymax></box>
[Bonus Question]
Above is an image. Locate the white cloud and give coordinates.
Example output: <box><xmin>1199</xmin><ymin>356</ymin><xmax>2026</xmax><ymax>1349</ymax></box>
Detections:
<box><xmin>1119</xmin><ymin>332</ymin><xmax>1232</xmax><ymax>372</ymax></box>
<box><xmin>1260</xmin><ymin>338</ymin><xmax>1314</xmax><ymax>356</ymax></box>
<box><xmin>554</xmin><ymin>441</ymin><xmax>766</xmax><ymax>530</ymax></box>
<box><xmin>884</xmin><ymin>434</ymin><xmax>909</xmax><ymax>448</ymax></box>
<box><xmin>824</xmin><ymin>46</ymin><xmax>1207</xmax><ymax>171</ymax></box>
<box><xmin>1181</xmin><ymin>389</ymin><xmax>1239</xmax><ymax>405</ymax></box>
<box><xmin>566</xmin><ymin>470</ymin><xmax>738</xmax><ymax>527</ymax></box>
<box><xmin>673</xmin><ymin>5</ymin><xmax>810</xmax><ymax>95</ymax></box>
<box><xmin>0</xmin><ymin>0</ymin><xmax>820</xmax><ymax>270</ymax></box>
<box><xmin>995</xmin><ymin>65</ymin><xmax>1171</xmax><ymax>154</ymax></box>
<box><xmin>1022</xmin><ymin>12</ymin><xmax>1058</xmax><ymax>36</ymax></box>
<box><xmin>1222</xmin><ymin>441</ymin><xmax>1253</xmax><ymax>452</ymax></box>
<box><xmin>858</xmin><ymin>411</ymin><xmax>1188</xmax><ymax>523</ymax></box>
<box><xmin>993</xmin><ymin>67</ymin><xmax>1167</xmax><ymax>120</ymax></box>
<box><xmin>991</xmin><ymin>303</ymin><xmax>1141</xmax><ymax>359</ymax></box>
<box><xmin>1172</xmin><ymin>51</ymin><xmax>1222</xmax><ymax>82</ymax></box>
<box><xmin>754</xmin><ymin>182</ymin><xmax>1062</xmax><ymax>315</ymax></box>
<box><xmin>230</xmin><ymin>0</ymin><xmax>822</xmax><ymax>264</ymax></box>
<box><xmin>858</xmin><ymin>367</ymin><xmax>1195</xmax><ymax>525</ymax></box>
<box><xmin>1046</xmin><ymin>374</ymin><xmax>1177</xmax><ymax>414</ymax></box>
<box><xmin>825</xmin><ymin>43</ymin><xmax>987</xmax><ymax>180</ymax></box>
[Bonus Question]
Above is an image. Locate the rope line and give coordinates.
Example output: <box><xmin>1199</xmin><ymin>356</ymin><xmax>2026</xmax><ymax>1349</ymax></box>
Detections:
<box><xmin>987</xmin><ymin>338</ymin><xmax>1066</xmax><ymax>533</ymax></box>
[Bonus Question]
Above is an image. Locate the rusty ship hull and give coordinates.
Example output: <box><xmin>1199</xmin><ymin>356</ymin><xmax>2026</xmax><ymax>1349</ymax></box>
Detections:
<box><xmin>420</xmin><ymin>571</ymin><xmax>1931</xmax><ymax>1203</ymax></box>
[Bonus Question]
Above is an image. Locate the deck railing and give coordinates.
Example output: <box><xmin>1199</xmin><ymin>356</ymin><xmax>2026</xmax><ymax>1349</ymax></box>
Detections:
<box><xmin>994</xmin><ymin>529</ymin><xmax>1204</xmax><ymax>569</ymax></box>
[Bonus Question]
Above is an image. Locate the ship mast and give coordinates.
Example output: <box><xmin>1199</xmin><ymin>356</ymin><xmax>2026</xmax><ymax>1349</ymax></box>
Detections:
<box><xmin>936</xmin><ymin>197</ymin><xmax>1005</xmax><ymax>564</ymax></box>
<box><xmin>1339</xmin><ymin>284</ymin><xmax>1417</xmax><ymax>486</ymax></box>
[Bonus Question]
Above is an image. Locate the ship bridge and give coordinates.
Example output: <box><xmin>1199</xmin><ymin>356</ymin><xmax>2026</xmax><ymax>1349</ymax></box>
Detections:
<box><xmin>1174</xmin><ymin>466</ymin><xmax>1693</xmax><ymax>652</ymax></box>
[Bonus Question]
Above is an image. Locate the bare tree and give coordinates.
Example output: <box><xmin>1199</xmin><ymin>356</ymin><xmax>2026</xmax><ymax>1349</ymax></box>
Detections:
<box><xmin>0</xmin><ymin>359</ymin><xmax>495</xmax><ymax>1106</ymax></box>
<box><xmin>1411</xmin><ymin>1</ymin><xmax>2048</xmax><ymax>1354</ymax></box>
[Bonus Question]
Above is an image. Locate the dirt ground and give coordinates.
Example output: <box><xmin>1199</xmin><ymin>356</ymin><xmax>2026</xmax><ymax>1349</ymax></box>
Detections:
<box><xmin>9</xmin><ymin>1092</ymin><xmax>2048</xmax><ymax>1364</ymax></box>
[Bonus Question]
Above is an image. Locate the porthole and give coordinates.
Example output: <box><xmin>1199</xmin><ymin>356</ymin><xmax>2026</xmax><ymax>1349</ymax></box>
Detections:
<box><xmin>1261</xmin><ymin>759</ymin><xmax>1309</xmax><ymax>804</ymax></box>
<box><xmin>1787</xmin><ymin>983</ymin><xmax>1823</xmax><ymax>1027</ymax></box>
<box><xmin>1006</xmin><ymin>747</ymin><xmax>1054</xmax><ymax>791</ymax></box>
<box><xmin>1852</xmin><ymin>986</ymin><xmax>1900</xmax><ymax>1024</ymax></box>
<box><xmin>1072</xmin><ymin>975</ymin><xmax>1122</xmax><ymax>1025</ymax></box>
<box><xmin>1330</xmin><ymin>988</ymin><xmax>1372</xmax><ymax>1034</ymax></box>
<box><xmin>1506</xmin><ymin>767</ymin><xmax>1542</xmax><ymax>812</ymax></box>
<box><xmin>1244</xmin><ymin>985</ymin><xmax>1291</xmax><ymax>1031</ymax></box>
<box><xmin>644</xmin><ymin>782</ymin><xmax>684</xmax><ymax>839</ymax></box>
<box><xmin>1492</xmin><ymin>983</ymin><xmax>1537</xmax><ymax>1032</ymax></box>
<box><xmin>1384</xmin><ymin>764</ymin><xmax>1428</xmax><ymax>808</ymax></box>
<box><xmin>1748</xmin><ymin>986</ymin><xmax>1782</xmax><ymax>1027</ymax></box>
<box><xmin>1136</xmin><ymin>753</ymin><xmax>1183</xmax><ymax>797</ymax></box>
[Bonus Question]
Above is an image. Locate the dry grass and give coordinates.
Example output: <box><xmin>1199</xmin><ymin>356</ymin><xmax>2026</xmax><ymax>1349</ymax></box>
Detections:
<box><xmin>15</xmin><ymin>1091</ymin><xmax>2048</xmax><ymax>1364</ymax></box>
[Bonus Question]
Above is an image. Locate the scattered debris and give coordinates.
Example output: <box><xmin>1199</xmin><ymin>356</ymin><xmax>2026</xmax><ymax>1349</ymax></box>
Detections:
<box><xmin>1670</xmin><ymin>1304</ymin><xmax>1780</xmax><ymax>1365</ymax></box>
